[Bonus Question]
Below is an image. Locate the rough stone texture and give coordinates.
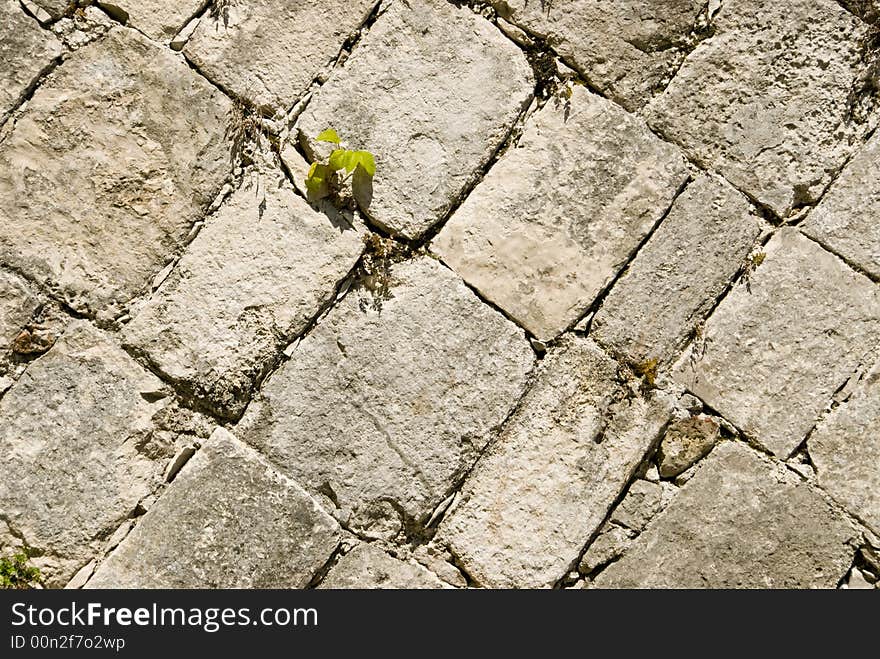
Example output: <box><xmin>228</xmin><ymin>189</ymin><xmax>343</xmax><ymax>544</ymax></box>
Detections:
<box><xmin>578</xmin><ymin>525</ymin><xmax>633</xmax><ymax>575</ymax></box>
<box><xmin>645</xmin><ymin>0</ymin><xmax>873</xmax><ymax>218</ymax></box>
<box><xmin>0</xmin><ymin>28</ymin><xmax>231</xmax><ymax>319</ymax></box>
<box><xmin>96</xmin><ymin>1</ymin><xmax>205</xmax><ymax>43</ymax></box>
<box><xmin>436</xmin><ymin>337</ymin><xmax>671</xmax><ymax>588</ymax></box>
<box><xmin>184</xmin><ymin>0</ymin><xmax>376</xmax><ymax>112</ymax></box>
<box><xmin>657</xmin><ymin>415</ymin><xmax>721</xmax><ymax>478</ymax></box>
<box><xmin>591</xmin><ymin>175</ymin><xmax>763</xmax><ymax>366</ymax></box>
<box><xmin>0</xmin><ymin>0</ymin><xmax>62</xmax><ymax>122</ymax></box>
<box><xmin>610</xmin><ymin>480</ymin><xmax>663</xmax><ymax>532</ymax></box>
<box><xmin>87</xmin><ymin>428</ymin><xmax>341</xmax><ymax>588</ymax></box>
<box><xmin>239</xmin><ymin>257</ymin><xmax>534</xmax><ymax>539</ymax></box>
<box><xmin>809</xmin><ymin>362</ymin><xmax>880</xmax><ymax>535</ymax></box>
<box><xmin>0</xmin><ymin>321</ymin><xmax>176</xmax><ymax>586</ymax></box>
<box><xmin>123</xmin><ymin>174</ymin><xmax>364</xmax><ymax>419</ymax></box>
<box><xmin>675</xmin><ymin>229</ymin><xmax>880</xmax><ymax>458</ymax></box>
<box><xmin>490</xmin><ymin>0</ymin><xmax>705</xmax><ymax>111</ymax></box>
<box><xmin>593</xmin><ymin>442</ymin><xmax>857</xmax><ymax>588</ymax></box>
<box><xmin>0</xmin><ymin>271</ymin><xmax>39</xmax><ymax>363</ymax></box>
<box><xmin>432</xmin><ymin>85</ymin><xmax>689</xmax><ymax>341</ymax></box>
<box><xmin>801</xmin><ymin>132</ymin><xmax>880</xmax><ymax>280</ymax></box>
<box><xmin>293</xmin><ymin>0</ymin><xmax>534</xmax><ymax>240</ymax></box>
<box><xmin>319</xmin><ymin>544</ymin><xmax>448</xmax><ymax>589</ymax></box>
<box><xmin>31</xmin><ymin>0</ymin><xmax>67</xmax><ymax>19</ymax></box>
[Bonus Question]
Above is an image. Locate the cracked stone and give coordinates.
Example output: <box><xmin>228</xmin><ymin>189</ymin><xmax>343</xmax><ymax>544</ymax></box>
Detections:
<box><xmin>808</xmin><ymin>361</ymin><xmax>880</xmax><ymax>535</ymax></box>
<box><xmin>183</xmin><ymin>0</ymin><xmax>376</xmax><ymax>112</ymax></box>
<box><xmin>592</xmin><ymin>175</ymin><xmax>763</xmax><ymax>366</ymax></box>
<box><xmin>122</xmin><ymin>172</ymin><xmax>364</xmax><ymax>419</ymax></box>
<box><xmin>0</xmin><ymin>0</ymin><xmax>62</xmax><ymax>122</ymax></box>
<box><xmin>801</xmin><ymin>131</ymin><xmax>880</xmax><ymax>280</ymax></box>
<box><xmin>87</xmin><ymin>428</ymin><xmax>341</xmax><ymax>588</ymax></box>
<box><xmin>436</xmin><ymin>336</ymin><xmax>671</xmax><ymax>588</ymax></box>
<box><xmin>95</xmin><ymin>1</ymin><xmax>205</xmax><ymax>43</ymax></box>
<box><xmin>0</xmin><ymin>27</ymin><xmax>231</xmax><ymax>320</ymax></box>
<box><xmin>432</xmin><ymin>85</ymin><xmax>689</xmax><ymax>342</ymax></box>
<box><xmin>675</xmin><ymin>229</ymin><xmax>880</xmax><ymax>458</ymax></box>
<box><xmin>657</xmin><ymin>415</ymin><xmax>722</xmax><ymax>478</ymax></box>
<box><xmin>30</xmin><ymin>0</ymin><xmax>67</xmax><ymax>19</ymax></box>
<box><xmin>0</xmin><ymin>270</ymin><xmax>39</xmax><ymax>362</ymax></box>
<box><xmin>645</xmin><ymin>0</ymin><xmax>875</xmax><ymax>217</ymax></box>
<box><xmin>238</xmin><ymin>256</ymin><xmax>534</xmax><ymax>539</ymax></box>
<box><xmin>0</xmin><ymin>321</ymin><xmax>176</xmax><ymax>586</ymax></box>
<box><xmin>319</xmin><ymin>544</ymin><xmax>448</xmax><ymax>589</ymax></box>
<box><xmin>610</xmin><ymin>479</ymin><xmax>663</xmax><ymax>532</ymax></box>
<box><xmin>578</xmin><ymin>525</ymin><xmax>634</xmax><ymax>575</ymax></box>
<box><xmin>489</xmin><ymin>0</ymin><xmax>705</xmax><ymax>111</ymax></box>
<box><xmin>292</xmin><ymin>0</ymin><xmax>534</xmax><ymax>240</ymax></box>
<box><xmin>593</xmin><ymin>442</ymin><xmax>857</xmax><ymax>588</ymax></box>
<box><xmin>845</xmin><ymin>568</ymin><xmax>875</xmax><ymax>589</ymax></box>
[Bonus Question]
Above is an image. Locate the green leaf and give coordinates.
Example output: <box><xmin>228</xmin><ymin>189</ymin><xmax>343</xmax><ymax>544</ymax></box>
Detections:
<box><xmin>316</xmin><ymin>128</ymin><xmax>341</xmax><ymax>144</ymax></box>
<box><xmin>304</xmin><ymin>163</ymin><xmax>331</xmax><ymax>200</ymax></box>
<box><xmin>353</xmin><ymin>151</ymin><xmax>376</xmax><ymax>177</ymax></box>
<box><xmin>328</xmin><ymin>149</ymin><xmax>348</xmax><ymax>172</ymax></box>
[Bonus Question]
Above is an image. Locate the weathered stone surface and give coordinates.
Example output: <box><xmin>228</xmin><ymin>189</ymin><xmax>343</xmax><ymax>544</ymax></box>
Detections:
<box><xmin>593</xmin><ymin>442</ymin><xmax>857</xmax><ymax>588</ymax></box>
<box><xmin>87</xmin><ymin>428</ymin><xmax>341</xmax><ymax>588</ymax></box>
<box><xmin>293</xmin><ymin>0</ymin><xmax>534</xmax><ymax>240</ymax></box>
<box><xmin>239</xmin><ymin>257</ymin><xmax>534</xmax><ymax>539</ymax></box>
<box><xmin>436</xmin><ymin>337</ymin><xmax>671</xmax><ymax>588</ymax></box>
<box><xmin>433</xmin><ymin>86</ymin><xmax>689</xmax><ymax>341</ymax></box>
<box><xmin>657</xmin><ymin>415</ymin><xmax>721</xmax><ymax>478</ymax></box>
<box><xmin>0</xmin><ymin>0</ymin><xmax>62</xmax><ymax>122</ymax></box>
<box><xmin>592</xmin><ymin>175</ymin><xmax>762</xmax><ymax>366</ymax></box>
<box><xmin>0</xmin><ymin>321</ymin><xmax>176</xmax><ymax>586</ymax></box>
<box><xmin>675</xmin><ymin>229</ymin><xmax>880</xmax><ymax>458</ymax></box>
<box><xmin>490</xmin><ymin>0</ymin><xmax>705</xmax><ymax>111</ymax></box>
<box><xmin>184</xmin><ymin>0</ymin><xmax>376</xmax><ymax>112</ymax></box>
<box><xmin>645</xmin><ymin>0</ymin><xmax>873</xmax><ymax>217</ymax></box>
<box><xmin>578</xmin><ymin>525</ymin><xmax>633</xmax><ymax>575</ymax></box>
<box><xmin>319</xmin><ymin>544</ymin><xmax>448</xmax><ymax>589</ymax></box>
<box><xmin>610</xmin><ymin>480</ymin><xmax>663</xmax><ymax>532</ymax></box>
<box><xmin>809</xmin><ymin>362</ymin><xmax>880</xmax><ymax>535</ymax></box>
<box><xmin>0</xmin><ymin>271</ymin><xmax>39</xmax><ymax>358</ymax></box>
<box><xmin>801</xmin><ymin>132</ymin><xmax>880</xmax><ymax>280</ymax></box>
<box><xmin>31</xmin><ymin>0</ymin><xmax>66</xmax><ymax>20</ymax></box>
<box><xmin>0</xmin><ymin>28</ymin><xmax>231</xmax><ymax>318</ymax></box>
<box><xmin>96</xmin><ymin>1</ymin><xmax>204</xmax><ymax>42</ymax></box>
<box><xmin>123</xmin><ymin>174</ymin><xmax>364</xmax><ymax>419</ymax></box>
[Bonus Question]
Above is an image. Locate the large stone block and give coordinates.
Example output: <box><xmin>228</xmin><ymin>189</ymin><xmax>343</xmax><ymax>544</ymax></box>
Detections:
<box><xmin>87</xmin><ymin>428</ymin><xmax>341</xmax><ymax>588</ymax></box>
<box><xmin>238</xmin><ymin>257</ymin><xmax>534</xmax><ymax>539</ymax></box>
<box><xmin>95</xmin><ymin>1</ymin><xmax>205</xmax><ymax>42</ymax></box>
<box><xmin>319</xmin><ymin>544</ymin><xmax>448</xmax><ymax>589</ymax></box>
<box><xmin>645</xmin><ymin>0</ymin><xmax>873</xmax><ymax>217</ymax></box>
<box><xmin>0</xmin><ymin>28</ymin><xmax>231</xmax><ymax>319</ymax></box>
<box><xmin>675</xmin><ymin>229</ymin><xmax>880</xmax><ymax>458</ymax></box>
<box><xmin>436</xmin><ymin>336</ymin><xmax>670</xmax><ymax>588</ymax></box>
<box><xmin>433</xmin><ymin>85</ymin><xmax>689</xmax><ymax>341</ymax></box>
<box><xmin>593</xmin><ymin>442</ymin><xmax>857</xmax><ymax>588</ymax></box>
<box><xmin>122</xmin><ymin>175</ymin><xmax>364</xmax><ymax>419</ymax></box>
<box><xmin>293</xmin><ymin>0</ymin><xmax>534</xmax><ymax>240</ymax></box>
<box><xmin>0</xmin><ymin>321</ymin><xmax>176</xmax><ymax>585</ymax></box>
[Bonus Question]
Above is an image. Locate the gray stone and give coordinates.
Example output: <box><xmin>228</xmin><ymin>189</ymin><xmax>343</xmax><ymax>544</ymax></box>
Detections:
<box><xmin>845</xmin><ymin>568</ymin><xmax>875</xmax><ymax>590</ymax></box>
<box><xmin>645</xmin><ymin>0</ymin><xmax>874</xmax><ymax>218</ymax></box>
<box><xmin>436</xmin><ymin>336</ymin><xmax>671</xmax><ymax>588</ymax></box>
<box><xmin>593</xmin><ymin>442</ymin><xmax>857</xmax><ymax>588</ymax></box>
<box><xmin>578</xmin><ymin>525</ymin><xmax>633</xmax><ymax>575</ymax></box>
<box><xmin>0</xmin><ymin>28</ymin><xmax>231</xmax><ymax>319</ymax></box>
<box><xmin>87</xmin><ymin>428</ymin><xmax>341</xmax><ymax>588</ymax></box>
<box><xmin>592</xmin><ymin>175</ymin><xmax>763</xmax><ymax>366</ymax></box>
<box><xmin>184</xmin><ymin>0</ymin><xmax>376</xmax><ymax>112</ymax></box>
<box><xmin>610</xmin><ymin>480</ymin><xmax>663</xmax><ymax>532</ymax></box>
<box><xmin>675</xmin><ymin>229</ymin><xmax>880</xmax><ymax>458</ymax></box>
<box><xmin>123</xmin><ymin>173</ymin><xmax>364</xmax><ymax>419</ymax></box>
<box><xmin>809</xmin><ymin>362</ymin><xmax>880</xmax><ymax>535</ymax></box>
<box><xmin>801</xmin><ymin>131</ymin><xmax>880</xmax><ymax>280</ymax></box>
<box><xmin>0</xmin><ymin>321</ymin><xmax>176</xmax><ymax>586</ymax></box>
<box><xmin>31</xmin><ymin>0</ymin><xmax>66</xmax><ymax>20</ymax></box>
<box><xmin>319</xmin><ymin>544</ymin><xmax>448</xmax><ymax>589</ymax></box>
<box><xmin>0</xmin><ymin>0</ymin><xmax>62</xmax><ymax>122</ymax></box>
<box><xmin>293</xmin><ymin>0</ymin><xmax>534</xmax><ymax>240</ymax></box>
<box><xmin>490</xmin><ymin>0</ymin><xmax>705</xmax><ymax>110</ymax></box>
<box><xmin>432</xmin><ymin>85</ymin><xmax>689</xmax><ymax>341</ymax></box>
<box><xmin>657</xmin><ymin>415</ymin><xmax>721</xmax><ymax>478</ymax></box>
<box><xmin>0</xmin><ymin>270</ymin><xmax>39</xmax><ymax>359</ymax></box>
<box><xmin>96</xmin><ymin>1</ymin><xmax>204</xmax><ymax>42</ymax></box>
<box><xmin>238</xmin><ymin>256</ymin><xmax>534</xmax><ymax>539</ymax></box>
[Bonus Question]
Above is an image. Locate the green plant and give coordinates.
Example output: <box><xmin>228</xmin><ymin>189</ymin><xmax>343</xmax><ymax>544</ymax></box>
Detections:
<box><xmin>304</xmin><ymin>128</ymin><xmax>376</xmax><ymax>203</ymax></box>
<box><xmin>0</xmin><ymin>552</ymin><xmax>41</xmax><ymax>589</ymax></box>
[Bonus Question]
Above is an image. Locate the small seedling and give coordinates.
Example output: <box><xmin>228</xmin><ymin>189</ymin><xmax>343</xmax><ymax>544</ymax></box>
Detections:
<box><xmin>0</xmin><ymin>552</ymin><xmax>41</xmax><ymax>589</ymax></box>
<box><xmin>304</xmin><ymin>128</ymin><xmax>376</xmax><ymax>204</ymax></box>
